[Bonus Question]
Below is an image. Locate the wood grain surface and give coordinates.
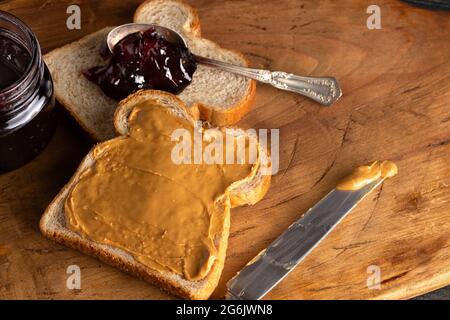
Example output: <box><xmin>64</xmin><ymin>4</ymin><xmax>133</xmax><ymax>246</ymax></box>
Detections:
<box><xmin>0</xmin><ymin>0</ymin><xmax>449</xmax><ymax>300</ymax></box>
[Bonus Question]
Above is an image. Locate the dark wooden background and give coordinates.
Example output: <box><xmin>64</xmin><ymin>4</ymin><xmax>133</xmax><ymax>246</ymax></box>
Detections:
<box><xmin>0</xmin><ymin>0</ymin><xmax>449</xmax><ymax>299</ymax></box>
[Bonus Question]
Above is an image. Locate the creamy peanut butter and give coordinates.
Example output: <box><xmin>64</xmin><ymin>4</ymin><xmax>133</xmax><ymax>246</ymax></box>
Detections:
<box><xmin>336</xmin><ymin>160</ymin><xmax>398</xmax><ymax>191</ymax></box>
<box><xmin>64</xmin><ymin>102</ymin><xmax>255</xmax><ymax>280</ymax></box>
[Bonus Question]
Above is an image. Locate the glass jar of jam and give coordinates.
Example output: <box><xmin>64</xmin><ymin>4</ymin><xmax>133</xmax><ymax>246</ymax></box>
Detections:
<box><xmin>0</xmin><ymin>11</ymin><xmax>56</xmax><ymax>173</ymax></box>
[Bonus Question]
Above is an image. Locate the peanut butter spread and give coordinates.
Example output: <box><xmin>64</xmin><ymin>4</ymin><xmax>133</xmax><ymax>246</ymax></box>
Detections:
<box><xmin>64</xmin><ymin>102</ymin><xmax>255</xmax><ymax>281</ymax></box>
<box><xmin>336</xmin><ymin>160</ymin><xmax>398</xmax><ymax>191</ymax></box>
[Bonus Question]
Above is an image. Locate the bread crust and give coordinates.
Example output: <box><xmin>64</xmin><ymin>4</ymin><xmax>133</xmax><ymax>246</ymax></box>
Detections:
<box><xmin>134</xmin><ymin>0</ymin><xmax>202</xmax><ymax>37</ymax></box>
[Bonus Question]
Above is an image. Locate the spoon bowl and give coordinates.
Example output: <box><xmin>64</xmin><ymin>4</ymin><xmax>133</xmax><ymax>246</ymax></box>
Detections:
<box><xmin>107</xmin><ymin>23</ymin><xmax>187</xmax><ymax>53</ymax></box>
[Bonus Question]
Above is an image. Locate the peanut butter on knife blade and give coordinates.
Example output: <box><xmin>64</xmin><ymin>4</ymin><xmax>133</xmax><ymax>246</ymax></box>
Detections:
<box><xmin>336</xmin><ymin>160</ymin><xmax>398</xmax><ymax>191</ymax></box>
<box><xmin>64</xmin><ymin>102</ymin><xmax>257</xmax><ymax>281</ymax></box>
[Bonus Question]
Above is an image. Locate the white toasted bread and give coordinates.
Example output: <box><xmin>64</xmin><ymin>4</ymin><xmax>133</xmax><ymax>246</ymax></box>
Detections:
<box><xmin>44</xmin><ymin>0</ymin><xmax>256</xmax><ymax>141</ymax></box>
<box><xmin>40</xmin><ymin>90</ymin><xmax>271</xmax><ymax>300</ymax></box>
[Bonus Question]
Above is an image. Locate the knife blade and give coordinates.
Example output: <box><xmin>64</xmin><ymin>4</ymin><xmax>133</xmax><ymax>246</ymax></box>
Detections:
<box><xmin>226</xmin><ymin>178</ymin><xmax>384</xmax><ymax>300</ymax></box>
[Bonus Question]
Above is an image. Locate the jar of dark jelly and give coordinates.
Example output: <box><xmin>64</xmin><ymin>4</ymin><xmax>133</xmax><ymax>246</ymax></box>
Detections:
<box><xmin>0</xmin><ymin>11</ymin><xmax>56</xmax><ymax>173</ymax></box>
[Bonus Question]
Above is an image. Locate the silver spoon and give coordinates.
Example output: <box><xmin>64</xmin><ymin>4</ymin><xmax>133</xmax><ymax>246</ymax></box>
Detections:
<box><xmin>107</xmin><ymin>23</ymin><xmax>342</xmax><ymax>106</ymax></box>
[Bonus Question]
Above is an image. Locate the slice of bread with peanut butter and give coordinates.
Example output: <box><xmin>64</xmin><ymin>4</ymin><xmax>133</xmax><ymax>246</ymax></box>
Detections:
<box><xmin>40</xmin><ymin>90</ymin><xmax>271</xmax><ymax>300</ymax></box>
<box><xmin>44</xmin><ymin>0</ymin><xmax>256</xmax><ymax>141</ymax></box>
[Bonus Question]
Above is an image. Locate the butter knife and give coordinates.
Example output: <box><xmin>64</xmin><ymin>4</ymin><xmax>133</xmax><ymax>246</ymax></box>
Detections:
<box><xmin>226</xmin><ymin>161</ymin><xmax>397</xmax><ymax>300</ymax></box>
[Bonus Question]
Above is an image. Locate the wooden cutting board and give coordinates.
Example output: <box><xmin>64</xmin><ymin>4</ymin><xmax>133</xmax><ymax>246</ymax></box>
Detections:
<box><xmin>0</xmin><ymin>0</ymin><xmax>449</xmax><ymax>300</ymax></box>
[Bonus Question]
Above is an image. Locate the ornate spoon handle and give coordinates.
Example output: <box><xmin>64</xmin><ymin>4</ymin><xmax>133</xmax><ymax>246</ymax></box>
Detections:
<box><xmin>195</xmin><ymin>55</ymin><xmax>342</xmax><ymax>106</ymax></box>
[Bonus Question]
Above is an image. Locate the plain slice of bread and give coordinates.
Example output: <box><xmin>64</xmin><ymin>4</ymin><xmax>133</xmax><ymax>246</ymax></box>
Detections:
<box><xmin>44</xmin><ymin>0</ymin><xmax>256</xmax><ymax>142</ymax></box>
<box><xmin>40</xmin><ymin>90</ymin><xmax>270</xmax><ymax>300</ymax></box>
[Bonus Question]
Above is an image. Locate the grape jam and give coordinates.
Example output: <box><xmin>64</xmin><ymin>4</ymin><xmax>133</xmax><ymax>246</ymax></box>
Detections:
<box><xmin>84</xmin><ymin>28</ymin><xmax>197</xmax><ymax>101</ymax></box>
